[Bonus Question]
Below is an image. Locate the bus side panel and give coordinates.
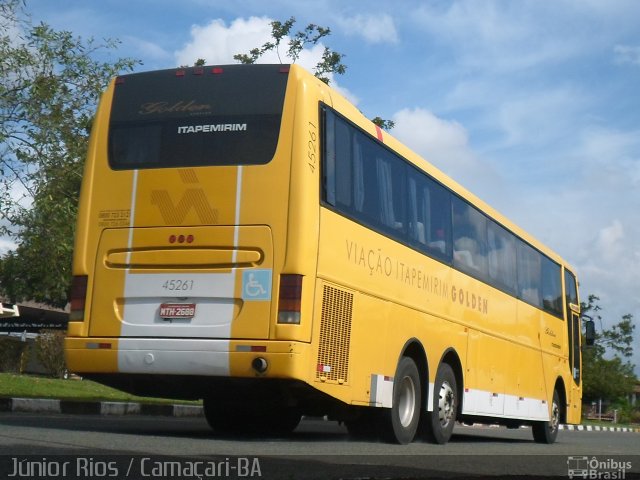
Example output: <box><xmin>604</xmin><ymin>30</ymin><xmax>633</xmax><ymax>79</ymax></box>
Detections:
<box><xmin>72</xmin><ymin>83</ymin><xmax>115</xmax><ymax>279</ymax></box>
<box><xmin>464</xmin><ymin>330</ymin><xmax>506</xmax><ymax>416</ymax></box>
<box><xmin>315</xmin><ymin>208</ymin><xmax>470</xmax><ymax>408</ymax></box>
<box><xmin>69</xmin><ymin>81</ymin><xmax>135</xmax><ymax>348</ymax></box>
<box><xmin>272</xmin><ymin>66</ymin><xmax>330</xmax><ymax>344</ymax></box>
<box><xmin>539</xmin><ymin>304</ymin><xmax>572</xmax><ymax>420</ymax></box>
<box><xmin>518</xmin><ymin>303</ymin><xmax>550</xmax><ymax>419</ymax></box>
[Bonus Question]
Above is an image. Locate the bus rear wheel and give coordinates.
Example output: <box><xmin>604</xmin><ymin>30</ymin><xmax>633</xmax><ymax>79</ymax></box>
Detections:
<box><xmin>532</xmin><ymin>390</ymin><xmax>560</xmax><ymax>444</ymax></box>
<box><xmin>381</xmin><ymin>356</ymin><xmax>422</xmax><ymax>444</ymax></box>
<box><xmin>423</xmin><ymin>362</ymin><xmax>457</xmax><ymax>444</ymax></box>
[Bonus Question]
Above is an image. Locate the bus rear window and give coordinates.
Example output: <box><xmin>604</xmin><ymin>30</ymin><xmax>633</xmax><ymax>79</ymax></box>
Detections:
<box><xmin>108</xmin><ymin>64</ymin><xmax>289</xmax><ymax>169</ymax></box>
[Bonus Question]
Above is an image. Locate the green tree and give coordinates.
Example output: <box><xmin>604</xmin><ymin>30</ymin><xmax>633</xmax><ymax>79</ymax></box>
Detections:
<box><xmin>0</xmin><ymin>0</ymin><xmax>138</xmax><ymax>307</ymax></box>
<box><xmin>581</xmin><ymin>295</ymin><xmax>636</xmax><ymax>403</ymax></box>
<box><xmin>233</xmin><ymin>16</ymin><xmax>394</xmax><ymax>131</ymax></box>
<box><xmin>371</xmin><ymin>116</ymin><xmax>396</xmax><ymax>130</ymax></box>
<box><xmin>234</xmin><ymin>16</ymin><xmax>346</xmax><ymax>85</ymax></box>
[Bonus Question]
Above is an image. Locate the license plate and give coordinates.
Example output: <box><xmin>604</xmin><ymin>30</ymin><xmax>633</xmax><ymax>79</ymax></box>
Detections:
<box><xmin>159</xmin><ymin>303</ymin><xmax>196</xmax><ymax>319</ymax></box>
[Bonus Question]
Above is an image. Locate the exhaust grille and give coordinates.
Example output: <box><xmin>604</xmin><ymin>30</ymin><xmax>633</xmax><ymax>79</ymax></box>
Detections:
<box><xmin>316</xmin><ymin>285</ymin><xmax>353</xmax><ymax>383</ymax></box>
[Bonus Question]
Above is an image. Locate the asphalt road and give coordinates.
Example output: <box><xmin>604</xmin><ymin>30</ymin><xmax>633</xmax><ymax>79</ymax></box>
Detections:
<box><xmin>1</xmin><ymin>412</ymin><xmax>638</xmax><ymax>479</ymax></box>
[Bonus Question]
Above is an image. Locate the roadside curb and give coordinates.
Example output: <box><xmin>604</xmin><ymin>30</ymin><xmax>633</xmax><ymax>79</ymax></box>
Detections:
<box><xmin>559</xmin><ymin>424</ymin><xmax>640</xmax><ymax>433</ymax></box>
<box><xmin>0</xmin><ymin>397</ymin><xmax>204</xmax><ymax>417</ymax></box>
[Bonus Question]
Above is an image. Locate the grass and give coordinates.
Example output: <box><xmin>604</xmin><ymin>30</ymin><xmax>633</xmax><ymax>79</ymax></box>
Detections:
<box><xmin>0</xmin><ymin>373</ymin><xmax>200</xmax><ymax>405</ymax></box>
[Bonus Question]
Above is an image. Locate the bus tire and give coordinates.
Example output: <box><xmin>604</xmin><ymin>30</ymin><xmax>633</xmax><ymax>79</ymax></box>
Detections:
<box><xmin>381</xmin><ymin>356</ymin><xmax>421</xmax><ymax>444</ymax></box>
<box><xmin>423</xmin><ymin>362</ymin><xmax>457</xmax><ymax>444</ymax></box>
<box><xmin>203</xmin><ymin>396</ymin><xmax>238</xmax><ymax>434</ymax></box>
<box><xmin>257</xmin><ymin>408</ymin><xmax>302</xmax><ymax>436</ymax></box>
<box><xmin>532</xmin><ymin>390</ymin><xmax>560</xmax><ymax>444</ymax></box>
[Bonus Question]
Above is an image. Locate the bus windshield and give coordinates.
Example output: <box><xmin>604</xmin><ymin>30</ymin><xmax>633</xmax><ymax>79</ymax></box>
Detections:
<box><xmin>108</xmin><ymin>64</ymin><xmax>289</xmax><ymax>170</ymax></box>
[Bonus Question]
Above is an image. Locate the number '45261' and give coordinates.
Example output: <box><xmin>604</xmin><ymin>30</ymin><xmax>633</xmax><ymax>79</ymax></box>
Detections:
<box><xmin>162</xmin><ymin>279</ymin><xmax>194</xmax><ymax>291</ymax></box>
<box><xmin>307</xmin><ymin>122</ymin><xmax>317</xmax><ymax>173</ymax></box>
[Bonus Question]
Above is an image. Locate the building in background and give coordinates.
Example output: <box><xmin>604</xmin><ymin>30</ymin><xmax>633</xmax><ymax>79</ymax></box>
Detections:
<box><xmin>0</xmin><ymin>299</ymin><xmax>68</xmax><ymax>375</ymax></box>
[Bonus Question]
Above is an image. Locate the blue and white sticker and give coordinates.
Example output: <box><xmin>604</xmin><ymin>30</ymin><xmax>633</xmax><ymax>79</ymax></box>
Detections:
<box><xmin>242</xmin><ymin>269</ymin><xmax>272</xmax><ymax>301</ymax></box>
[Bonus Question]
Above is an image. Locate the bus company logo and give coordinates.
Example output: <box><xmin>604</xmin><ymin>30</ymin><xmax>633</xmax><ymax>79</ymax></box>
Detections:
<box><xmin>177</xmin><ymin>123</ymin><xmax>248</xmax><ymax>134</ymax></box>
<box><xmin>150</xmin><ymin>169</ymin><xmax>218</xmax><ymax>226</ymax></box>
<box><xmin>567</xmin><ymin>456</ymin><xmax>632</xmax><ymax>479</ymax></box>
<box><xmin>345</xmin><ymin>239</ymin><xmax>489</xmax><ymax>315</ymax></box>
<box><xmin>138</xmin><ymin>100</ymin><xmax>212</xmax><ymax>115</ymax></box>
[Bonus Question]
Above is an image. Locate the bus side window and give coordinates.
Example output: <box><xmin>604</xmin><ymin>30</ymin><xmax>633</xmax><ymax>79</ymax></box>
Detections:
<box><xmin>323</xmin><ymin>110</ymin><xmax>336</xmax><ymax>205</ymax></box>
<box><xmin>355</xmin><ymin>137</ymin><xmax>378</xmax><ymax>221</ymax></box>
<box><xmin>541</xmin><ymin>257</ymin><xmax>563</xmax><ymax>317</ymax></box>
<box><xmin>487</xmin><ymin>220</ymin><xmax>517</xmax><ymax>294</ymax></box>
<box><xmin>408</xmin><ymin>171</ymin><xmax>451</xmax><ymax>261</ymax></box>
<box><xmin>517</xmin><ymin>241</ymin><xmax>541</xmax><ymax>307</ymax></box>
<box><xmin>324</xmin><ymin>110</ymin><xmax>354</xmax><ymax>211</ymax></box>
<box><xmin>376</xmin><ymin>153</ymin><xmax>405</xmax><ymax>234</ymax></box>
<box><xmin>453</xmin><ymin>197</ymin><xmax>488</xmax><ymax>280</ymax></box>
<box><xmin>335</xmin><ymin>118</ymin><xmax>353</xmax><ymax>209</ymax></box>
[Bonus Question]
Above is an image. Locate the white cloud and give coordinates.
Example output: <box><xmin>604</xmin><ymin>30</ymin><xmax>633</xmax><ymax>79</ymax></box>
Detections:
<box><xmin>124</xmin><ymin>36</ymin><xmax>172</xmax><ymax>64</ymax></box>
<box><xmin>0</xmin><ymin>237</ymin><xmax>16</xmax><ymax>256</ymax></box>
<box><xmin>390</xmin><ymin>108</ymin><xmax>505</xmax><ymax>202</ymax></box>
<box><xmin>411</xmin><ymin>2</ymin><xmax>568</xmax><ymax>72</ymax></box>
<box><xmin>1</xmin><ymin>13</ymin><xmax>23</xmax><ymax>49</ymax></box>
<box><xmin>409</xmin><ymin>1</ymin><xmax>635</xmax><ymax>74</ymax></box>
<box><xmin>579</xmin><ymin>218</ymin><xmax>640</xmax><ymax>315</ymax></box>
<box><xmin>392</xmin><ymin>108</ymin><xmax>471</xmax><ymax>167</ymax></box>
<box><xmin>175</xmin><ymin>17</ymin><xmax>276</xmax><ymax>67</ymax></box>
<box><xmin>175</xmin><ymin>16</ymin><xmax>332</xmax><ymax>73</ymax></box>
<box><xmin>338</xmin><ymin>14</ymin><xmax>399</xmax><ymax>44</ymax></box>
<box><xmin>577</xmin><ymin>127</ymin><xmax>640</xmax><ymax>189</ymax></box>
<box><xmin>596</xmin><ymin>220</ymin><xmax>624</xmax><ymax>262</ymax></box>
<box><xmin>495</xmin><ymin>87</ymin><xmax>587</xmax><ymax>148</ymax></box>
<box><xmin>174</xmin><ymin>16</ymin><xmax>358</xmax><ymax>103</ymax></box>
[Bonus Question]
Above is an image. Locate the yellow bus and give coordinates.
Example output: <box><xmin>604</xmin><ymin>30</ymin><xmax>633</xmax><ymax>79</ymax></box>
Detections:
<box><xmin>66</xmin><ymin>63</ymin><xmax>588</xmax><ymax>444</ymax></box>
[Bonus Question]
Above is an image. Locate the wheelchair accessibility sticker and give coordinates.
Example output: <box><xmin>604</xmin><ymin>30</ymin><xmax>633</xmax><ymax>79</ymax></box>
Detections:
<box><xmin>242</xmin><ymin>269</ymin><xmax>272</xmax><ymax>301</ymax></box>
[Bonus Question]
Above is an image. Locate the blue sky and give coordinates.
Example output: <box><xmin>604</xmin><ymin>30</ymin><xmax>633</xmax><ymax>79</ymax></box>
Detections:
<box><xmin>14</xmin><ymin>0</ymin><xmax>640</xmax><ymax>364</ymax></box>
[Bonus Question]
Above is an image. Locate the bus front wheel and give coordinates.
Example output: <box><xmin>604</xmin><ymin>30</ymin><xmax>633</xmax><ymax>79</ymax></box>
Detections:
<box><xmin>532</xmin><ymin>390</ymin><xmax>560</xmax><ymax>444</ymax></box>
<box><xmin>423</xmin><ymin>362</ymin><xmax>457</xmax><ymax>444</ymax></box>
<box><xmin>381</xmin><ymin>356</ymin><xmax>422</xmax><ymax>444</ymax></box>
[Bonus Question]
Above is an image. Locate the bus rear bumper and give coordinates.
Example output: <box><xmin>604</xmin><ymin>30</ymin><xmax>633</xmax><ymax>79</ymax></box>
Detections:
<box><xmin>65</xmin><ymin>337</ymin><xmax>308</xmax><ymax>378</ymax></box>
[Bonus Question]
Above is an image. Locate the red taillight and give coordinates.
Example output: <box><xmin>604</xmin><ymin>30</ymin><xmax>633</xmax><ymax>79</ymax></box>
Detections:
<box><xmin>278</xmin><ymin>274</ymin><xmax>302</xmax><ymax>324</ymax></box>
<box><xmin>86</xmin><ymin>342</ymin><xmax>112</xmax><ymax>349</ymax></box>
<box><xmin>169</xmin><ymin>234</ymin><xmax>194</xmax><ymax>244</ymax></box>
<box><xmin>69</xmin><ymin>275</ymin><xmax>88</xmax><ymax>321</ymax></box>
<box><xmin>175</xmin><ymin>69</ymin><xmax>186</xmax><ymax>77</ymax></box>
<box><xmin>212</xmin><ymin>67</ymin><xmax>224</xmax><ymax>75</ymax></box>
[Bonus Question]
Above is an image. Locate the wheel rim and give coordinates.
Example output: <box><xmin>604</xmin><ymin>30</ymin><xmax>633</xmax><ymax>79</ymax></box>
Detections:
<box><xmin>550</xmin><ymin>398</ymin><xmax>559</xmax><ymax>432</ymax></box>
<box><xmin>398</xmin><ymin>375</ymin><xmax>417</xmax><ymax>427</ymax></box>
<box><xmin>438</xmin><ymin>381</ymin><xmax>455</xmax><ymax>428</ymax></box>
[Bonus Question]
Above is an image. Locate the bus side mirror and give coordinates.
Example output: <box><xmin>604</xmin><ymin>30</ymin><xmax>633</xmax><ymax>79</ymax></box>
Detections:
<box><xmin>583</xmin><ymin>315</ymin><xmax>595</xmax><ymax>347</ymax></box>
